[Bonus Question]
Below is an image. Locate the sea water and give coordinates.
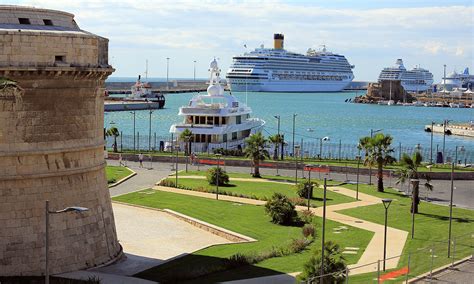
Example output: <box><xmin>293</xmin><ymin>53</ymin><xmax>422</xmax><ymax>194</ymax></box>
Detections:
<box><xmin>104</xmin><ymin>91</ymin><xmax>474</xmax><ymax>161</ymax></box>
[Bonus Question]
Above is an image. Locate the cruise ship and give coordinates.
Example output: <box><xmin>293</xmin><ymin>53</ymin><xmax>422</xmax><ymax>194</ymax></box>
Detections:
<box><xmin>439</xmin><ymin>68</ymin><xmax>474</xmax><ymax>91</ymax></box>
<box><xmin>170</xmin><ymin>59</ymin><xmax>265</xmax><ymax>152</ymax></box>
<box><xmin>226</xmin><ymin>34</ymin><xmax>354</xmax><ymax>92</ymax></box>
<box><xmin>378</xmin><ymin>59</ymin><xmax>433</xmax><ymax>92</ymax></box>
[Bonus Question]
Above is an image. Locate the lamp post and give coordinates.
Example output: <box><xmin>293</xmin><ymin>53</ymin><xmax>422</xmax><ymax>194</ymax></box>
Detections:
<box><xmin>166</xmin><ymin>57</ymin><xmax>170</xmax><ymax>90</ymax></box>
<box><xmin>430</xmin><ymin>121</ymin><xmax>434</xmax><ymax>164</ymax></box>
<box><xmin>130</xmin><ymin>111</ymin><xmax>136</xmax><ymax>151</ymax></box>
<box><xmin>216</xmin><ymin>154</ymin><xmax>221</xmax><ymax>200</ymax></box>
<box><xmin>274</xmin><ymin>115</ymin><xmax>280</xmax><ymax>160</ymax></box>
<box><xmin>454</xmin><ymin>145</ymin><xmax>465</xmax><ymax>165</ymax></box>
<box><xmin>294</xmin><ymin>144</ymin><xmax>300</xmax><ymax>184</ymax></box>
<box><xmin>193</xmin><ymin>60</ymin><xmax>196</xmax><ymax>82</ymax></box>
<box><xmin>321</xmin><ymin>178</ymin><xmax>328</xmax><ymax>280</ymax></box>
<box><xmin>415</xmin><ymin>144</ymin><xmax>422</xmax><ymax>160</ymax></box>
<box><xmin>356</xmin><ymin>149</ymin><xmax>361</xmax><ymax>201</ymax></box>
<box><xmin>148</xmin><ymin>109</ymin><xmax>153</xmax><ymax>151</ymax></box>
<box><xmin>448</xmin><ymin>162</ymin><xmax>455</xmax><ymax>257</ymax></box>
<box><xmin>410</xmin><ymin>178</ymin><xmax>419</xmax><ymax>239</ymax></box>
<box><xmin>306</xmin><ymin>165</ymin><xmax>313</xmax><ymax>210</ymax></box>
<box><xmin>382</xmin><ymin>199</ymin><xmax>392</xmax><ymax>271</ymax></box>
<box><xmin>45</xmin><ymin>201</ymin><xmax>89</xmax><ymax>284</ymax></box>
<box><xmin>319</xmin><ymin>136</ymin><xmax>330</xmax><ymax>159</ymax></box>
<box><xmin>292</xmin><ymin>113</ymin><xmax>297</xmax><ymax>157</ymax></box>
<box><xmin>442</xmin><ymin>119</ymin><xmax>449</xmax><ymax>162</ymax></box>
<box><xmin>175</xmin><ymin>144</ymin><xmax>179</xmax><ymax>187</ymax></box>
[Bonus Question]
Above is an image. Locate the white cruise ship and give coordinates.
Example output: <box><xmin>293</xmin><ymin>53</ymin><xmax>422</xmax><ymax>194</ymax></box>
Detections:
<box><xmin>378</xmin><ymin>59</ymin><xmax>433</xmax><ymax>92</ymax></box>
<box><xmin>170</xmin><ymin>59</ymin><xmax>265</xmax><ymax>152</ymax></box>
<box><xmin>439</xmin><ymin>68</ymin><xmax>474</xmax><ymax>91</ymax></box>
<box><xmin>226</xmin><ymin>34</ymin><xmax>354</xmax><ymax>92</ymax></box>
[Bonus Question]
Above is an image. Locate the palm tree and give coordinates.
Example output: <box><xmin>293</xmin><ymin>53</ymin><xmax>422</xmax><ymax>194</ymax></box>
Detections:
<box><xmin>396</xmin><ymin>152</ymin><xmax>433</xmax><ymax>213</ymax></box>
<box><xmin>244</xmin><ymin>132</ymin><xmax>270</xmax><ymax>178</ymax></box>
<box><xmin>180</xmin><ymin>129</ymin><xmax>193</xmax><ymax>156</ymax></box>
<box><xmin>298</xmin><ymin>241</ymin><xmax>347</xmax><ymax>283</ymax></box>
<box><xmin>106</xmin><ymin>127</ymin><xmax>120</xmax><ymax>152</ymax></box>
<box><xmin>359</xmin><ymin>133</ymin><xmax>395</xmax><ymax>192</ymax></box>
<box><xmin>268</xmin><ymin>134</ymin><xmax>283</xmax><ymax>160</ymax></box>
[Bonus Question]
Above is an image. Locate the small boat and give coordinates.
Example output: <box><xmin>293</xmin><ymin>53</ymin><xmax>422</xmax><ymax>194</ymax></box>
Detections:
<box><xmin>387</xmin><ymin>100</ymin><xmax>395</xmax><ymax>106</ymax></box>
<box><xmin>435</xmin><ymin>102</ymin><xmax>444</xmax><ymax>107</ymax></box>
<box><xmin>412</xmin><ymin>101</ymin><xmax>424</xmax><ymax>107</ymax></box>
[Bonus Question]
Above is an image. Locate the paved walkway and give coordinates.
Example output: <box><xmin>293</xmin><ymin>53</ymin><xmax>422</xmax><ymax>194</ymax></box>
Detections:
<box><xmin>153</xmin><ymin>175</ymin><xmax>409</xmax><ymax>275</ymax></box>
<box><xmin>420</xmin><ymin>259</ymin><xmax>474</xmax><ymax>284</ymax></box>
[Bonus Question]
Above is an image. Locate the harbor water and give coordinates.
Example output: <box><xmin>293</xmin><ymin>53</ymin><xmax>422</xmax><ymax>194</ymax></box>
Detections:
<box><xmin>104</xmin><ymin>91</ymin><xmax>474</xmax><ymax>162</ymax></box>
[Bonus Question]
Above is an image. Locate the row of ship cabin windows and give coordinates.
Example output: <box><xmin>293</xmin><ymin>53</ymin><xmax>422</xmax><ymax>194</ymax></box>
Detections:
<box><xmin>185</xmin><ymin>114</ymin><xmax>249</xmax><ymax>125</ymax></box>
<box><xmin>18</xmin><ymin>18</ymin><xmax>54</xmax><ymax>26</ymax></box>
<box><xmin>188</xmin><ymin>130</ymin><xmax>249</xmax><ymax>143</ymax></box>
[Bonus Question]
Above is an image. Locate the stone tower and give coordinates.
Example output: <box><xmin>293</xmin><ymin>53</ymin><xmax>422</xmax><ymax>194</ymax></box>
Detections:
<box><xmin>0</xmin><ymin>6</ymin><xmax>121</xmax><ymax>275</ymax></box>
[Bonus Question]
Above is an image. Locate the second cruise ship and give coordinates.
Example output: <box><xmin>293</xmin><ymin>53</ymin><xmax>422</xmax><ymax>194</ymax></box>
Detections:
<box><xmin>226</xmin><ymin>34</ymin><xmax>354</xmax><ymax>92</ymax></box>
<box><xmin>378</xmin><ymin>59</ymin><xmax>434</xmax><ymax>92</ymax></box>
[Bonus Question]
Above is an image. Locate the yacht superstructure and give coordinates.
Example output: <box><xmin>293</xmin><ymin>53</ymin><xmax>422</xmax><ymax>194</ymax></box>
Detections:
<box><xmin>378</xmin><ymin>59</ymin><xmax>433</xmax><ymax>92</ymax></box>
<box><xmin>170</xmin><ymin>59</ymin><xmax>265</xmax><ymax>152</ymax></box>
<box><xmin>226</xmin><ymin>34</ymin><xmax>354</xmax><ymax>92</ymax></box>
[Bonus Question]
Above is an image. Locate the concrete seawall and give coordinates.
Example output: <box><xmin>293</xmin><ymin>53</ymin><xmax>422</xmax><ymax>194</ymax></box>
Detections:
<box><xmin>426</xmin><ymin>123</ymin><xmax>474</xmax><ymax>138</ymax></box>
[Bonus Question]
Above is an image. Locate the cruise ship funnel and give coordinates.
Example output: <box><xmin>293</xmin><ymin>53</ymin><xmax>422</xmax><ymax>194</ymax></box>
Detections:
<box><xmin>274</xmin><ymin>33</ymin><xmax>284</xmax><ymax>49</ymax></box>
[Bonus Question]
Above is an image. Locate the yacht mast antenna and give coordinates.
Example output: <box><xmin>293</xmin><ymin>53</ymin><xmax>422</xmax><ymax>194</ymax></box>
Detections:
<box><xmin>145</xmin><ymin>59</ymin><xmax>149</xmax><ymax>80</ymax></box>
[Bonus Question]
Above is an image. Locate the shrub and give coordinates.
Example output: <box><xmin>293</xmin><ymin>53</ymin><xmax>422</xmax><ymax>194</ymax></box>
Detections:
<box><xmin>300</xmin><ymin>210</ymin><xmax>315</xmax><ymax>224</ymax></box>
<box><xmin>290</xmin><ymin>238</ymin><xmax>313</xmax><ymax>253</ymax></box>
<box><xmin>297</xmin><ymin>241</ymin><xmax>347</xmax><ymax>283</ymax></box>
<box><xmin>159</xmin><ymin>179</ymin><xmax>176</xmax><ymax>187</ymax></box>
<box><xmin>289</xmin><ymin>197</ymin><xmax>307</xmax><ymax>207</ymax></box>
<box><xmin>302</xmin><ymin>224</ymin><xmax>316</xmax><ymax>238</ymax></box>
<box><xmin>296</xmin><ymin>180</ymin><xmax>318</xmax><ymax>199</ymax></box>
<box><xmin>206</xmin><ymin>167</ymin><xmax>230</xmax><ymax>186</ymax></box>
<box><xmin>264</xmin><ymin>193</ymin><xmax>299</xmax><ymax>225</ymax></box>
<box><xmin>213</xmin><ymin>148</ymin><xmax>244</xmax><ymax>156</ymax></box>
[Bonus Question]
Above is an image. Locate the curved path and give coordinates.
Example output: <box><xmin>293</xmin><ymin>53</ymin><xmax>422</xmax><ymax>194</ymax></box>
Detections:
<box><xmin>155</xmin><ymin>176</ymin><xmax>409</xmax><ymax>275</ymax></box>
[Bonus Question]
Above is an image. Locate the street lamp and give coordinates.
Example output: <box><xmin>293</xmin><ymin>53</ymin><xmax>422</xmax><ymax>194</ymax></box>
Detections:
<box><xmin>382</xmin><ymin>198</ymin><xmax>392</xmax><ymax>271</ymax></box>
<box><xmin>166</xmin><ymin>57</ymin><xmax>170</xmax><ymax>90</ymax></box>
<box><xmin>448</xmin><ymin>162</ymin><xmax>455</xmax><ymax>257</ymax></box>
<box><xmin>292</xmin><ymin>113</ymin><xmax>297</xmax><ymax>157</ymax></box>
<box><xmin>442</xmin><ymin>119</ymin><xmax>450</xmax><ymax>162</ymax></box>
<box><xmin>274</xmin><ymin>115</ymin><xmax>281</xmax><ymax>160</ymax></box>
<box><xmin>356</xmin><ymin>148</ymin><xmax>361</xmax><ymax>201</ymax></box>
<box><xmin>216</xmin><ymin>153</ymin><xmax>222</xmax><ymax>200</ymax></box>
<box><xmin>294</xmin><ymin>144</ymin><xmax>300</xmax><ymax>184</ymax></box>
<box><xmin>45</xmin><ymin>201</ymin><xmax>89</xmax><ymax>284</ymax></box>
<box><xmin>306</xmin><ymin>165</ymin><xmax>314</xmax><ymax>210</ymax></box>
<box><xmin>175</xmin><ymin>143</ymin><xmax>179</xmax><ymax>187</ymax></box>
<box><xmin>148</xmin><ymin>109</ymin><xmax>153</xmax><ymax>151</ymax></box>
<box><xmin>130</xmin><ymin>111</ymin><xmax>136</xmax><ymax>151</ymax></box>
<box><xmin>370</xmin><ymin>128</ymin><xmax>383</xmax><ymax>138</ymax></box>
<box><xmin>430</xmin><ymin>121</ymin><xmax>435</xmax><ymax>164</ymax></box>
<box><xmin>319</xmin><ymin>136</ymin><xmax>330</xmax><ymax>159</ymax></box>
<box><xmin>409</xmin><ymin>178</ymin><xmax>419</xmax><ymax>239</ymax></box>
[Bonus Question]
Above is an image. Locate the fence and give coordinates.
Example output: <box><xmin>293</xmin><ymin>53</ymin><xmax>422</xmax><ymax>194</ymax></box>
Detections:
<box><xmin>106</xmin><ymin>133</ymin><xmax>474</xmax><ymax>164</ymax></box>
<box><xmin>301</xmin><ymin>232</ymin><xmax>473</xmax><ymax>283</ymax></box>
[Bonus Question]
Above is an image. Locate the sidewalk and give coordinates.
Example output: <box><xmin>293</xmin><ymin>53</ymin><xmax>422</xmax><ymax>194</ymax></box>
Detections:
<box><xmin>153</xmin><ymin>175</ymin><xmax>408</xmax><ymax>275</ymax></box>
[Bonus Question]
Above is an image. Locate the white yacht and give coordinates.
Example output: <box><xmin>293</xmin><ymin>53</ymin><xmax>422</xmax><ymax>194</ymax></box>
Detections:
<box><xmin>226</xmin><ymin>34</ymin><xmax>354</xmax><ymax>92</ymax></box>
<box><xmin>378</xmin><ymin>59</ymin><xmax>433</xmax><ymax>92</ymax></box>
<box><xmin>170</xmin><ymin>59</ymin><xmax>265</xmax><ymax>152</ymax></box>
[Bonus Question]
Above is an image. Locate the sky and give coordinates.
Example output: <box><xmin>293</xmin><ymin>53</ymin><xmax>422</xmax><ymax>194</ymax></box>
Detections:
<box><xmin>8</xmin><ymin>0</ymin><xmax>474</xmax><ymax>82</ymax></box>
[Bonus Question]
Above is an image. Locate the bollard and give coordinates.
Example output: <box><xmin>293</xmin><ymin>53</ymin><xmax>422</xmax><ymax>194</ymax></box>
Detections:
<box><xmin>405</xmin><ymin>253</ymin><xmax>411</xmax><ymax>284</ymax></box>
<box><xmin>377</xmin><ymin>260</ymin><xmax>381</xmax><ymax>284</ymax></box>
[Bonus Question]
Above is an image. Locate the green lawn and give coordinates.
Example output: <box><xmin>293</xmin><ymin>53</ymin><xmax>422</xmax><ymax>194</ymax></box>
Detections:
<box><xmin>113</xmin><ymin>190</ymin><xmax>374</xmax><ymax>283</ymax></box>
<box><xmin>165</xmin><ymin>176</ymin><xmax>355</xmax><ymax>207</ymax></box>
<box><xmin>105</xmin><ymin>165</ymin><xmax>133</xmax><ymax>184</ymax></box>
<box><xmin>339</xmin><ymin>183</ymin><xmax>474</xmax><ymax>282</ymax></box>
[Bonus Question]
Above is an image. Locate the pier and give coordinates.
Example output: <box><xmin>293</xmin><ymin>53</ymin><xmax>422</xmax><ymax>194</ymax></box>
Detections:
<box><xmin>425</xmin><ymin>122</ymin><xmax>474</xmax><ymax>138</ymax></box>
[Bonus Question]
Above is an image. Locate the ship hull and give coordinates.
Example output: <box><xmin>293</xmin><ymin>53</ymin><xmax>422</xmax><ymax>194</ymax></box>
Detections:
<box><xmin>227</xmin><ymin>79</ymin><xmax>352</xmax><ymax>92</ymax></box>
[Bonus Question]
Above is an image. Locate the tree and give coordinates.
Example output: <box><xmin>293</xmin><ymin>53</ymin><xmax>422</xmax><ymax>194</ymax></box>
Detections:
<box><xmin>264</xmin><ymin>193</ymin><xmax>298</xmax><ymax>225</ymax></box>
<box><xmin>298</xmin><ymin>241</ymin><xmax>347</xmax><ymax>283</ymax></box>
<box><xmin>396</xmin><ymin>152</ymin><xmax>433</xmax><ymax>213</ymax></box>
<box><xmin>106</xmin><ymin>126</ymin><xmax>120</xmax><ymax>152</ymax></box>
<box><xmin>180</xmin><ymin>129</ymin><xmax>193</xmax><ymax>156</ymax></box>
<box><xmin>244</xmin><ymin>132</ymin><xmax>270</xmax><ymax>178</ymax></box>
<box><xmin>359</xmin><ymin>133</ymin><xmax>395</xmax><ymax>192</ymax></box>
<box><xmin>268</xmin><ymin>134</ymin><xmax>283</xmax><ymax>160</ymax></box>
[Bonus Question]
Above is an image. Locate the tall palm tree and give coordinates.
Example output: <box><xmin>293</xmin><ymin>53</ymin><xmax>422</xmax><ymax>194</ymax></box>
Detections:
<box><xmin>244</xmin><ymin>132</ymin><xmax>270</xmax><ymax>177</ymax></box>
<box><xmin>106</xmin><ymin>126</ymin><xmax>120</xmax><ymax>152</ymax></box>
<box><xmin>180</xmin><ymin>129</ymin><xmax>193</xmax><ymax>156</ymax></box>
<box><xmin>359</xmin><ymin>133</ymin><xmax>395</xmax><ymax>192</ymax></box>
<box><xmin>396</xmin><ymin>152</ymin><xmax>433</xmax><ymax>213</ymax></box>
<box><xmin>268</xmin><ymin>134</ymin><xmax>283</xmax><ymax>160</ymax></box>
